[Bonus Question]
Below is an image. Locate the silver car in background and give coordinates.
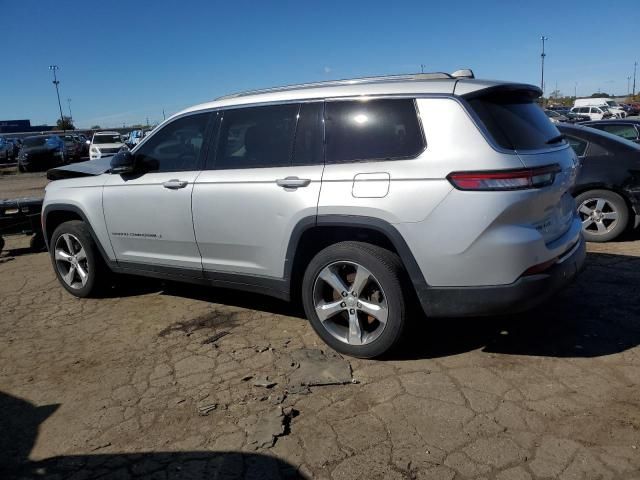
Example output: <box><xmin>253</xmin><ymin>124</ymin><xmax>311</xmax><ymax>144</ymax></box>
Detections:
<box><xmin>43</xmin><ymin>70</ymin><xmax>585</xmax><ymax>358</ymax></box>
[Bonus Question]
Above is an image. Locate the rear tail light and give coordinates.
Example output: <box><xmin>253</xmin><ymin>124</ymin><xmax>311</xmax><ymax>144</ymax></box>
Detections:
<box><xmin>447</xmin><ymin>164</ymin><xmax>561</xmax><ymax>191</ymax></box>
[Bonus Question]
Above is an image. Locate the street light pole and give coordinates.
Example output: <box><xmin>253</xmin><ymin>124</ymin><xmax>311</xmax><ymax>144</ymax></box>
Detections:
<box><xmin>628</xmin><ymin>77</ymin><xmax>632</xmax><ymax>97</ymax></box>
<box><xmin>574</xmin><ymin>82</ymin><xmax>577</xmax><ymax>99</ymax></box>
<box><xmin>48</xmin><ymin>65</ymin><xmax>65</xmax><ymax>132</ymax></box>
<box><xmin>634</xmin><ymin>61</ymin><xmax>637</xmax><ymax>97</ymax></box>
<box><xmin>67</xmin><ymin>98</ymin><xmax>73</xmax><ymax>120</ymax></box>
<box><xmin>540</xmin><ymin>36</ymin><xmax>548</xmax><ymax>95</ymax></box>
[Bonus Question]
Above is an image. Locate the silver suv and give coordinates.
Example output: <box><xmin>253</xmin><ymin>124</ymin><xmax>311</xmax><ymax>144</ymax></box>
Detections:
<box><xmin>43</xmin><ymin>71</ymin><xmax>585</xmax><ymax>358</ymax></box>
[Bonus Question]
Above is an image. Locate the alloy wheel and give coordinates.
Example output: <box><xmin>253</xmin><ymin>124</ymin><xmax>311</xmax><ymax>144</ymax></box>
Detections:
<box><xmin>54</xmin><ymin>233</ymin><xmax>89</xmax><ymax>289</ymax></box>
<box><xmin>578</xmin><ymin>198</ymin><xmax>618</xmax><ymax>235</ymax></box>
<box><xmin>312</xmin><ymin>261</ymin><xmax>388</xmax><ymax>346</ymax></box>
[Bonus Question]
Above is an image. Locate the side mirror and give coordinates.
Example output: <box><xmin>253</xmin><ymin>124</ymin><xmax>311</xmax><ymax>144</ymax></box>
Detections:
<box><xmin>110</xmin><ymin>150</ymin><xmax>135</xmax><ymax>174</ymax></box>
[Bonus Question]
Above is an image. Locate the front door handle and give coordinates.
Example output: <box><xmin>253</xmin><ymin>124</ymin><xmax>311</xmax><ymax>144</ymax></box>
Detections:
<box><xmin>163</xmin><ymin>179</ymin><xmax>189</xmax><ymax>189</ymax></box>
<box><xmin>276</xmin><ymin>176</ymin><xmax>311</xmax><ymax>188</ymax></box>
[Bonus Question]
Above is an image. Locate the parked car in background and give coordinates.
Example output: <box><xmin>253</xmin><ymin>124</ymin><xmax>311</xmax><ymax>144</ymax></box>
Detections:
<box><xmin>43</xmin><ymin>72</ymin><xmax>585</xmax><ymax>358</ymax></box>
<box><xmin>544</xmin><ymin>109</ymin><xmax>568</xmax><ymax>123</ymax></box>
<box><xmin>6</xmin><ymin>138</ymin><xmax>22</xmax><ymax>159</ymax></box>
<box><xmin>17</xmin><ymin>135</ymin><xmax>66</xmax><ymax>172</ymax></box>
<box><xmin>558</xmin><ymin>123</ymin><xmax>640</xmax><ymax>242</ymax></box>
<box><xmin>579</xmin><ymin>120</ymin><xmax>640</xmax><ymax>144</ymax></box>
<box><xmin>574</xmin><ymin>98</ymin><xmax>626</xmax><ymax>118</ymax></box>
<box><xmin>62</xmin><ymin>135</ymin><xmax>82</xmax><ymax>162</ymax></box>
<box><xmin>571</xmin><ymin>106</ymin><xmax>612</xmax><ymax>121</ymax></box>
<box><xmin>0</xmin><ymin>137</ymin><xmax>15</xmax><ymax>164</ymax></box>
<box><xmin>127</xmin><ymin>129</ymin><xmax>144</xmax><ymax>147</ymax></box>
<box><xmin>89</xmin><ymin>131</ymin><xmax>127</xmax><ymax>160</ymax></box>
<box><xmin>72</xmin><ymin>134</ymin><xmax>89</xmax><ymax>157</ymax></box>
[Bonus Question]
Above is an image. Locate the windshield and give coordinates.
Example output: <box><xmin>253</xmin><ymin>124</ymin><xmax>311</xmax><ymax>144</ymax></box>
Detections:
<box><xmin>606</xmin><ymin>101</ymin><xmax>618</xmax><ymax>107</ymax></box>
<box><xmin>93</xmin><ymin>134</ymin><xmax>121</xmax><ymax>144</ymax></box>
<box><xmin>546</xmin><ymin>110</ymin><xmax>560</xmax><ymax>117</ymax></box>
<box><xmin>23</xmin><ymin>137</ymin><xmax>47</xmax><ymax>147</ymax></box>
<box><xmin>467</xmin><ymin>91</ymin><xmax>563</xmax><ymax>150</ymax></box>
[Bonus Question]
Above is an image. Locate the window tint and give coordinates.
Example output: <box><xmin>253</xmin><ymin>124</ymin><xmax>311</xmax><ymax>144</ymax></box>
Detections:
<box><xmin>601</xmin><ymin>124</ymin><xmax>639</xmax><ymax>141</ymax></box>
<box><xmin>136</xmin><ymin>113</ymin><xmax>210</xmax><ymax>172</ymax></box>
<box><xmin>566</xmin><ymin>135</ymin><xmax>588</xmax><ymax>156</ymax></box>
<box><xmin>467</xmin><ymin>92</ymin><xmax>562</xmax><ymax>150</ymax></box>
<box><xmin>215</xmin><ymin>104</ymin><xmax>298</xmax><ymax>169</ymax></box>
<box><xmin>293</xmin><ymin>103</ymin><xmax>324</xmax><ymax>166</ymax></box>
<box><xmin>325</xmin><ymin>99</ymin><xmax>424</xmax><ymax>163</ymax></box>
<box><xmin>585</xmin><ymin>141</ymin><xmax>611</xmax><ymax>157</ymax></box>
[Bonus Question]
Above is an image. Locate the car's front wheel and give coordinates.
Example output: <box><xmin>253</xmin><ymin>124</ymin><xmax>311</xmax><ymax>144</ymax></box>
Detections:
<box><xmin>302</xmin><ymin>241</ymin><xmax>407</xmax><ymax>358</ymax></box>
<box><xmin>576</xmin><ymin>189</ymin><xmax>629</xmax><ymax>242</ymax></box>
<box><xmin>50</xmin><ymin>220</ymin><xmax>105</xmax><ymax>297</ymax></box>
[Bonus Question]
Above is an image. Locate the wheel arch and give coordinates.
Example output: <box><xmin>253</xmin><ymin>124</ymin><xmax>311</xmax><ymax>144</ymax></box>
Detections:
<box><xmin>284</xmin><ymin>215</ymin><xmax>429</xmax><ymax>306</ymax></box>
<box><xmin>43</xmin><ymin>204</ymin><xmax>114</xmax><ymax>266</ymax></box>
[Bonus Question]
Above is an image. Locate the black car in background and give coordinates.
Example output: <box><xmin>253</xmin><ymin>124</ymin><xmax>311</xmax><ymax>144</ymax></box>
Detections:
<box><xmin>558</xmin><ymin>123</ymin><xmax>640</xmax><ymax>242</ymax></box>
<box><xmin>17</xmin><ymin>135</ymin><xmax>66</xmax><ymax>172</ymax></box>
<box><xmin>62</xmin><ymin>135</ymin><xmax>83</xmax><ymax>162</ymax></box>
<box><xmin>0</xmin><ymin>137</ymin><xmax>14</xmax><ymax>164</ymax></box>
<box><xmin>578</xmin><ymin>120</ymin><xmax>640</xmax><ymax>143</ymax></box>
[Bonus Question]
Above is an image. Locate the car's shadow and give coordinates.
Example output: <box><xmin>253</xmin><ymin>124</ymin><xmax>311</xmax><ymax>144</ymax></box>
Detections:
<box><xmin>394</xmin><ymin>251</ymin><xmax>640</xmax><ymax>360</ymax></box>
<box><xmin>0</xmin><ymin>390</ymin><xmax>305</xmax><ymax>480</ymax></box>
<box><xmin>152</xmin><ymin>252</ymin><xmax>640</xmax><ymax>361</ymax></box>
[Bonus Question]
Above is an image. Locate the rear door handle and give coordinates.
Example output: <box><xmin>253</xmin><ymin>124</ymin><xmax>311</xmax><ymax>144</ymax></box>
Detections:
<box><xmin>163</xmin><ymin>179</ymin><xmax>189</xmax><ymax>189</ymax></box>
<box><xmin>276</xmin><ymin>176</ymin><xmax>311</xmax><ymax>188</ymax></box>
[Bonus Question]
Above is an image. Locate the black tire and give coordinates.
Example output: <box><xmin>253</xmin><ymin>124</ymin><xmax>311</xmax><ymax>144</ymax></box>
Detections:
<box><xmin>30</xmin><ymin>233</ymin><xmax>46</xmax><ymax>252</ymax></box>
<box><xmin>50</xmin><ymin>220</ymin><xmax>106</xmax><ymax>297</ymax></box>
<box><xmin>575</xmin><ymin>189</ymin><xmax>629</xmax><ymax>242</ymax></box>
<box><xmin>301</xmin><ymin>241</ymin><xmax>407</xmax><ymax>359</ymax></box>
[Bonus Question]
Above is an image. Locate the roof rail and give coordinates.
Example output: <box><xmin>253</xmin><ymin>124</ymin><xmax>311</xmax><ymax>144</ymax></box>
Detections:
<box><xmin>215</xmin><ymin>72</ymin><xmax>456</xmax><ymax>100</ymax></box>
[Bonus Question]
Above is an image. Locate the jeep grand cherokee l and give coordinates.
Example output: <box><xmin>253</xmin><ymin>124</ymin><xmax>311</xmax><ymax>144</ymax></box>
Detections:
<box><xmin>43</xmin><ymin>70</ymin><xmax>585</xmax><ymax>358</ymax></box>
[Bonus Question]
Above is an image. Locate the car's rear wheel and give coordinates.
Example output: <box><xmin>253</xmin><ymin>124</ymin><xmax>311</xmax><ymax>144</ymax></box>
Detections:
<box><xmin>50</xmin><ymin>220</ymin><xmax>105</xmax><ymax>297</ymax></box>
<box><xmin>302</xmin><ymin>241</ymin><xmax>407</xmax><ymax>358</ymax></box>
<box><xmin>576</xmin><ymin>189</ymin><xmax>629</xmax><ymax>242</ymax></box>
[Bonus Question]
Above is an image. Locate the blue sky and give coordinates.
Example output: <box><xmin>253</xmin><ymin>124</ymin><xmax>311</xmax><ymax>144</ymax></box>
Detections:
<box><xmin>2</xmin><ymin>0</ymin><xmax>638</xmax><ymax>128</ymax></box>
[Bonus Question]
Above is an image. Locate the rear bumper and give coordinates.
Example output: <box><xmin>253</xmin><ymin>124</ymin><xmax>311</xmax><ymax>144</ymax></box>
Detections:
<box><xmin>420</xmin><ymin>236</ymin><xmax>586</xmax><ymax>317</ymax></box>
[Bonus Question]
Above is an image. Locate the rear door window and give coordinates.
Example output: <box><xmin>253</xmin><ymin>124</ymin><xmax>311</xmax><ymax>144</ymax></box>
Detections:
<box><xmin>324</xmin><ymin>99</ymin><xmax>424</xmax><ymax>163</ymax></box>
<box><xmin>214</xmin><ymin>104</ymin><xmax>298</xmax><ymax>169</ymax></box>
<box><xmin>466</xmin><ymin>91</ymin><xmax>562</xmax><ymax>150</ymax></box>
<box><xmin>600</xmin><ymin>124</ymin><xmax>640</xmax><ymax>141</ymax></box>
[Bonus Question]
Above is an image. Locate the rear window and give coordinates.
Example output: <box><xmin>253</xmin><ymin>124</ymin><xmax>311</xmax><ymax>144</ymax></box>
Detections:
<box><xmin>467</xmin><ymin>92</ymin><xmax>563</xmax><ymax>150</ymax></box>
<box><xmin>23</xmin><ymin>137</ymin><xmax>47</xmax><ymax>147</ymax></box>
<box><xmin>93</xmin><ymin>134</ymin><xmax>121</xmax><ymax>144</ymax></box>
<box><xmin>325</xmin><ymin>99</ymin><xmax>424</xmax><ymax>163</ymax></box>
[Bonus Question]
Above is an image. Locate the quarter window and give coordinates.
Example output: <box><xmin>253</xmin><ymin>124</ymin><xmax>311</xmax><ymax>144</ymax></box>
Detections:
<box><xmin>135</xmin><ymin>113</ymin><xmax>210</xmax><ymax>172</ymax></box>
<box><xmin>324</xmin><ymin>99</ymin><xmax>424</xmax><ymax>163</ymax></box>
<box><xmin>600</xmin><ymin>124</ymin><xmax>639</xmax><ymax>141</ymax></box>
<box><xmin>566</xmin><ymin>135</ymin><xmax>588</xmax><ymax>156</ymax></box>
<box><xmin>215</xmin><ymin>104</ymin><xmax>299</xmax><ymax>169</ymax></box>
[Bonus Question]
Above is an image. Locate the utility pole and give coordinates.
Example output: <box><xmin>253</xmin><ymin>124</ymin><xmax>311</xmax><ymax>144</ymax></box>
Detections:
<box><xmin>633</xmin><ymin>61</ymin><xmax>637</xmax><ymax>97</ymax></box>
<box><xmin>420</xmin><ymin>64</ymin><xmax>425</xmax><ymax>74</ymax></box>
<box><xmin>540</xmin><ymin>36</ymin><xmax>548</xmax><ymax>95</ymax></box>
<box><xmin>574</xmin><ymin>82</ymin><xmax>577</xmax><ymax>99</ymax></box>
<box><xmin>162</xmin><ymin>109</ymin><xmax>166</xmax><ymax>121</ymax></box>
<box><xmin>49</xmin><ymin>65</ymin><xmax>65</xmax><ymax>132</ymax></box>
<box><xmin>628</xmin><ymin>76</ymin><xmax>632</xmax><ymax>97</ymax></box>
<box><xmin>67</xmin><ymin>97</ymin><xmax>73</xmax><ymax>120</ymax></box>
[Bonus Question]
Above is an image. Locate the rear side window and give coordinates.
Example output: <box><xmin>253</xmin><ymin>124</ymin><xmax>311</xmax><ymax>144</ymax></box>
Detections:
<box><xmin>467</xmin><ymin>92</ymin><xmax>562</xmax><ymax>150</ymax></box>
<box><xmin>325</xmin><ymin>99</ymin><xmax>424</xmax><ymax>163</ymax></box>
<box><xmin>215</xmin><ymin>104</ymin><xmax>298</xmax><ymax>169</ymax></box>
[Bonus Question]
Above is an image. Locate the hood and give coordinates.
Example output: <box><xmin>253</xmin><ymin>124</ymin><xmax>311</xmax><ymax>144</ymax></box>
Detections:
<box><xmin>47</xmin><ymin>157</ymin><xmax>112</xmax><ymax>180</ymax></box>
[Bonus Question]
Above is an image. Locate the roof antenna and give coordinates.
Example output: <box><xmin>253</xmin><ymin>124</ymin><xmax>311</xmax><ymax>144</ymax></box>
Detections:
<box><xmin>451</xmin><ymin>69</ymin><xmax>475</xmax><ymax>79</ymax></box>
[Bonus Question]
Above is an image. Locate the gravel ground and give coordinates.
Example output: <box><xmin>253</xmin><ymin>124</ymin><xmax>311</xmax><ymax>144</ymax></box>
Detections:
<box><xmin>1</xmin><ymin>173</ymin><xmax>639</xmax><ymax>479</ymax></box>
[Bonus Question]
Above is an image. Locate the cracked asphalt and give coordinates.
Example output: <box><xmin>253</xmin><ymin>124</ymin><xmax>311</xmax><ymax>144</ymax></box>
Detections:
<box><xmin>1</xmin><ymin>201</ymin><xmax>640</xmax><ymax>478</ymax></box>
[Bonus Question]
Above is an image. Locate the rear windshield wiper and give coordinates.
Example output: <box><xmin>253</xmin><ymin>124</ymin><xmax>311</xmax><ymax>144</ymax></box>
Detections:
<box><xmin>546</xmin><ymin>134</ymin><xmax>566</xmax><ymax>144</ymax></box>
